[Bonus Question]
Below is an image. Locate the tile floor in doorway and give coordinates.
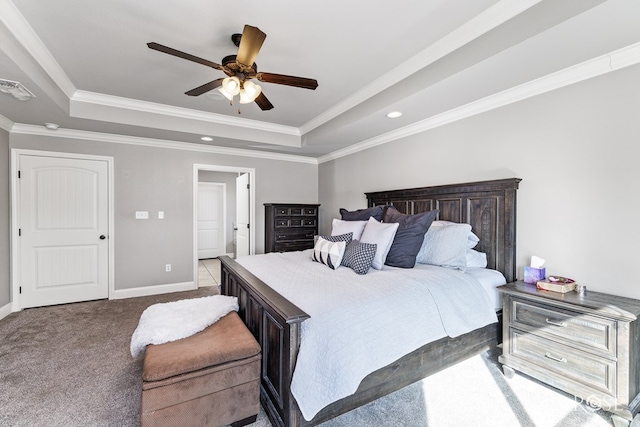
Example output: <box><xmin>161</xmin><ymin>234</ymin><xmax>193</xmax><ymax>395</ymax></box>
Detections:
<box><xmin>198</xmin><ymin>258</ymin><xmax>221</xmax><ymax>289</ymax></box>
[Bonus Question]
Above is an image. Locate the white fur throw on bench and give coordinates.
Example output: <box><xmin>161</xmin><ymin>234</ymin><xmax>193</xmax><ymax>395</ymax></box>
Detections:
<box><xmin>130</xmin><ymin>295</ymin><xmax>239</xmax><ymax>359</ymax></box>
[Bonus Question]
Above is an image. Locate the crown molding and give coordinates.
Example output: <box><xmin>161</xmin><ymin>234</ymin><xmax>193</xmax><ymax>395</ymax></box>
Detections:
<box><xmin>0</xmin><ymin>113</ymin><xmax>14</xmax><ymax>132</ymax></box>
<box><xmin>10</xmin><ymin>124</ymin><xmax>318</xmax><ymax>165</ymax></box>
<box><xmin>0</xmin><ymin>0</ymin><xmax>76</xmax><ymax>98</ymax></box>
<box><xmin>72</xmin><ymin>90</ymin><xmax>301</xmax><ymax>136</ymax></box>
<box><xmin>299</xmin><ymin>0</ymin><xmax>543</xmax><ymax>135</ymax></box>
<box><xmin>318</xmin><ymin>42</ymin><xmax>640</xmax><ymax>164</ymax></box>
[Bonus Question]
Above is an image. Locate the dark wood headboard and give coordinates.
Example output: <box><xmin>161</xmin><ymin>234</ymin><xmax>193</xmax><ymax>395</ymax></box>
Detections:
<box><xmin>366</xmin><ymin>178</ymin><xmax>521</xmax><ymax>282</ymax></box>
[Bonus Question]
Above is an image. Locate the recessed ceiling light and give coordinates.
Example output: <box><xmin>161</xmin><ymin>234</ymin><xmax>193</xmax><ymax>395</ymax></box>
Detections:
<box><xmin>386</xmin><ymin>111</ymin><xmax>402</xmax><ymax>118</ymax></box>
<box><xmin>200</xmin><ymin>136</ymin><xmax>213</xmax><ymax>142</ymax></box>
<box><xmin>44</xmin><ymin>123</ymin><xmax>59</xmax><ymax>130</ymax></box>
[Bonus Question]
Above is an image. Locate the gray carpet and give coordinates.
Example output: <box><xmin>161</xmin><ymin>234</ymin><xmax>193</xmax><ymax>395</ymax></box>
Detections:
<box><xmin>0</xmin><ymin>287</ymin><xmax>636</xmax><ymax>427</ymax></box>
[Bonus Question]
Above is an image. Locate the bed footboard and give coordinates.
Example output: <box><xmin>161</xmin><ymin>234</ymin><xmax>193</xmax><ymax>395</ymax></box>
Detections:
<box><xmin>219</xmin><ymin>255</ymin><xmax>308</xmax><ymax>427</ymax></box>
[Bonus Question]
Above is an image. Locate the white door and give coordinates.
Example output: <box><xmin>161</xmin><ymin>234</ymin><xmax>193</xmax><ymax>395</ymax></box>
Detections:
<box><xmin>19</xmin><ymin>155</ymin><xmax>109</xmax><ymax>308</ymax></box>
<box><xmin>235</xmin><ymin>173</ymin><xmax>250</xmax><ymax>258</ymax></box>
<box><xmin>197</xmin><ymin>183</ymin><xmax>225</xmax><ymax>259</ymax></box>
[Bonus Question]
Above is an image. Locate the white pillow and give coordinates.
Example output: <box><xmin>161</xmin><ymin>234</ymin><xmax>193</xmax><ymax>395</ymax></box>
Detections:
<box><xmin>416</xmin><ymin>223</ymin><xmax>471</xmax><ymax>271</ymax></box>
<box><xmin>466</xmin><ymin>249</ymin><xmax>488</xmax><ymax>268</ymax></box>
<box><xmin>360</xmin><ymin>217</ymin><xmax>399</xmax><ymax>270</ymax></box>
<box><xmin>311</xmin><ymin>237</ymin><xmax>346</xmax><ymax>270</ymax></box>
<box><xmin>431</xmin><ymin>221</ymin><xmax>479</xmax><ymax>249</ymax></box>
<box><xmin>331</xmin><ymin>218</ymin><xmax>367</xmax><ymax>241</ymax></box>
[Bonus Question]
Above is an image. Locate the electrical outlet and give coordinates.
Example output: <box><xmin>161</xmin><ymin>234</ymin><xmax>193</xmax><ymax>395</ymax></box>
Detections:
<box><xmin>135</xmin><ymin>211</ymin><xmax>149</xmax><ymax>219</ymax></box>
<box><xmin>165</xmin><ymin>264</ymin><xmax>171</xmax><ymax>272</ymax></box>
<box><xmin>158</xmin><ymin>211</ymin><xmax>164</xmax><ymax>219</ymax></box>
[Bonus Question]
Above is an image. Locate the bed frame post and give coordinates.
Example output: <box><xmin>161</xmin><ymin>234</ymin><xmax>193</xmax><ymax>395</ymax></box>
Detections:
<box><xmin>220</xmin><ymin>256</ymin><xmax>309</xmax><ymax>427</ymax></box>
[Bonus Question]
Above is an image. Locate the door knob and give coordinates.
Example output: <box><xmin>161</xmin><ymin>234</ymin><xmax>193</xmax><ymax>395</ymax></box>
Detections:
<box><xmin>99</xmin><ymin>235</ymin><xmax>106</xmax><ymax>240</ymax></box>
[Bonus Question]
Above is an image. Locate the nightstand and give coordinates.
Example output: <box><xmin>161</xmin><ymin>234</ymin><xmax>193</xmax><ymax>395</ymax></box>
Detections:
<box><xmin>498</xmin><ymin>281</ymin><xmax>640</xmax><ymax>427</ymax></box>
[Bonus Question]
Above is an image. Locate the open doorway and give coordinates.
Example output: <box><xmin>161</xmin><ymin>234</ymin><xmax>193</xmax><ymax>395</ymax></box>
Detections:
<box><xmin>193</xmin><ymin>164</ymin><xmax>255</xmax><ymax>289</ymax></box>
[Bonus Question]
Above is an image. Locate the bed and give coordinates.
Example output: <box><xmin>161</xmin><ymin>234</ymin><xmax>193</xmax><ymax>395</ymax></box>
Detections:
<box><xmin>219</xmin><ymin>178</ymin><xmax>521</xmax><ymax>427</ymax></box>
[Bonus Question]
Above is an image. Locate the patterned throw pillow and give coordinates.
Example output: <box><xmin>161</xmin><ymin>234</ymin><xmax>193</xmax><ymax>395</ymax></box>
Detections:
<box><xmin>314</xmin><ymin>232</ymin><xmax>353</xmax><ymax>245</ymax></box>
<box><xmin>311</xmin><ymin>237</ymin><xmax>346</xmax><ymax>270</ymax></box>
<box><xmin>342</xmin><ymin>240</ymin><xmax>377</xmax><ymax>275</ymax></box>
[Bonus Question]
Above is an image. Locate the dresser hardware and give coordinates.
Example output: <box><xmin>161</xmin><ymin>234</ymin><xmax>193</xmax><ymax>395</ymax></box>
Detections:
<box><xmin>545</xmin><ymin>318</ymin><xmax>566</xmax><ymax>327</ymax></box>
<box><xmin>544</xmin><ymin>352</ymin><xmax>567</xmax><ymax>363</ymax></box>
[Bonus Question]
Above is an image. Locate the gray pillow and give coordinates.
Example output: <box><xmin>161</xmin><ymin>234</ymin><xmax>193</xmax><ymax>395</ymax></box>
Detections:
<box><xmin>416</xmin><ymin>222</ymin><xmax>472</xmax><ymax>271</ymax></box>
<box><xmin>339</xmin><ymin>206</ymin><xmax>384</xmax><ymax>222</ymax></box>
<box><xmin>383</xmin><ymin>207</ymin><xmax>439</xmax><ymax>268</ymax></box>
<box><xmin>342</xmin><ymin>240</ymin><xmax>377</xmax><ymax>274</ymax></box>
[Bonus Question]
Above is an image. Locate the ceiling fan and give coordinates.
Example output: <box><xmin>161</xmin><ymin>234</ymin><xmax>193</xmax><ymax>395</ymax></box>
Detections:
<box><xmin>147</xmin><ymin>25</ymin><xmax>318</xmax><ymax>111</ymax></box>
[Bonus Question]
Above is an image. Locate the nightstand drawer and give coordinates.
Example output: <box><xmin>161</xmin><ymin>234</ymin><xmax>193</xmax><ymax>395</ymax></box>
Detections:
<box><xmin>511</xmin><ymin>328</ymin><xmax>616</xmax><ymax>396</ymax></box>
<box><xmin>511</xmin><ymin>298</ymin><xmax>616</xmax><ymax>356</ymax></box>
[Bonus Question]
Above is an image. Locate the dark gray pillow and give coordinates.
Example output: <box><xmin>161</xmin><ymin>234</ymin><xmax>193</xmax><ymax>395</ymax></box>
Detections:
<box><xmin>339</xmin><ymin>206</ymin><xmax>384</xmax><ymax>222</ymax></box>
<box><xmin>383</xmin><ymin>207</ymin><xmax>439</xmax><ymax>268</ymax></box>
<box><xmin>342</xmin><ymin>240</ymin><xmax>377</xmax><ymax>274</ymax></box>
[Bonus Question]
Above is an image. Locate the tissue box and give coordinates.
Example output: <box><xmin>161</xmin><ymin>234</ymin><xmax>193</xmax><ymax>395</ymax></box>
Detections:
<box><xmin>524</xmin><ymin>267</ymin><xmax>546</xmax><ymax>284</ymax></box>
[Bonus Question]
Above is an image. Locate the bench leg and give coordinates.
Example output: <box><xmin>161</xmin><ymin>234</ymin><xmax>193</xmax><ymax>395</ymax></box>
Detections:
<box><xmin>230</xmin><ymin>414</ymin><xmax>258</xmax><ymax>427</ymax></box>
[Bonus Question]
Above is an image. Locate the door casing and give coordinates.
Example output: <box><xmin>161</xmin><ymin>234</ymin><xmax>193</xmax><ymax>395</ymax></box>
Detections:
<box><xmin>193</xmin><ymin>164</ymin><xmax>255</xmax><ymax>286</ymax></box>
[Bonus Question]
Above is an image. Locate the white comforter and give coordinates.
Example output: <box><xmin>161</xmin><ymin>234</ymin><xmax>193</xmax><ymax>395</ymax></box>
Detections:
<box><xmin>237</xmin><ymin>250</ymin><xmax>497</xmax><ymax>420</ymax></box>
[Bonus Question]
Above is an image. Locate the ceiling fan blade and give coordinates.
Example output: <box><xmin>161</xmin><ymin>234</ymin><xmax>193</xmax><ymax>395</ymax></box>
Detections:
<box><xmin>147</xmin><ymin>42</ymin><xmax>223</xmax><ymax>70</ymax></box>
<box><xmin>236</xmin><ymin>25</ymin><xmax>266</xmax><ymax>67</ymax></box>
<box><xmin>255</xmin><ymin>92</ymin><xmax>274</xmax><ymax>111</ymax></box>
<box><xmin>185</xmin><ymin>78</ymin><xmax>224</xmax><ymax>96</ymax></box>
<box><xmin>257</xmin><ymin>72</ymin><xmax>318</xmax><ymax>90</ymax></box>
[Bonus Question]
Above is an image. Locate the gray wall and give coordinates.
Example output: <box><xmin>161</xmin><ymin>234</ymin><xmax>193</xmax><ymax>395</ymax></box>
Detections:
<box><xmin>198</xmin><ymin>170</ymin><xmax>237</xmax><ymax>255</ymax></box>
<box><xmin>0</xmin><ymin>129</ymin><xmax>9</xmax><ymax>307</ymax></box>
<box><xmin>319</xmin><ymin>63</ymin><xmax>640</xmax><ymax>299</ymax></box>
<box><xmin>11</xmin><ymin>134</ymin><xmax>318</xmax><ymax>292</ymax></box>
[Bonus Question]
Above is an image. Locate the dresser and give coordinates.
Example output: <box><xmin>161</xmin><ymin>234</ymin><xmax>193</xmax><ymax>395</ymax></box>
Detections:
<box><xmin>264</xmin><ymin>204</ymin><xmax>319</xmax><ymax>253</ymax></box>
<box><xmin>498</xmin><ymin>281</ymin><xmax>640</xmax><ymax>427</ymax></box>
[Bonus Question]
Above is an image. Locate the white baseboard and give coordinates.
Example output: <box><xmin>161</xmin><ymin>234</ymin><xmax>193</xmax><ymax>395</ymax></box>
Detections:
<box><xmin>111</xmin><ymin>281</ymin><xmax>196</xmax><ymax>300</ymax></box>
<box><xmin>0</xmin><ymin>302</ymin><xmax>13</xmax><ymax>321</ymax></box>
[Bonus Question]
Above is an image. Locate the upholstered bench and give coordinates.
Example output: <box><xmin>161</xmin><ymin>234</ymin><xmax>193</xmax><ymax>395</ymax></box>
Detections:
<box><xmin>141</xmin><ymin>311</ymin><xmax>261</xmax><ymax>427</ymax></box>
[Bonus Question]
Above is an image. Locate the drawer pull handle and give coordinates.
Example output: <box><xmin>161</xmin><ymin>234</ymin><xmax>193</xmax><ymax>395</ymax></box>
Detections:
<box><xmin>545</xmin><ymin>318</ymin><xmax>566</xmax><ymax>327</ymax></box>
<box><xmin>544</xmin><ymin>352</ymin><xmax>567</xmax><ymax>363</ymax></box>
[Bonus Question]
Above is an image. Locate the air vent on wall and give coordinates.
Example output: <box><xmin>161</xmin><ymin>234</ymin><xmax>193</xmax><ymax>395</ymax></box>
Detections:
<box><xmin>0</xmin><ymin>79</ymin><xmax>35</xmax><ymax>101</ymax></box>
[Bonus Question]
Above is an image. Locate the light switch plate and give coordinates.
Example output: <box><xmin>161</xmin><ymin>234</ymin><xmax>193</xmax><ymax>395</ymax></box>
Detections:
<box><xmin>158</xmin><ymin>211</ymin><xmax>164</xmax><ymax>219</ymax></box>
<box><xmin>135</xmin><ymin>211</ymin><xmax>149</xmax><ymax>219</ymax></box>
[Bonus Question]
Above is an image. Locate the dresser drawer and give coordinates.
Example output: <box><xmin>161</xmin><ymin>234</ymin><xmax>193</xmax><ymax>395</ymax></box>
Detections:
<box><xmin>275</xmin><ymin>229</ymin><xmax>315</xmax><ymax>242</ymax></box>
<box><xmin>510</xmin><ymin>328</ymin><xmax>616</xmax><ymax>396</ymax></box>
<box><xmin>274</xmin><ymin>241</ymin><xmax>314</xmax><ymax>252</ymax></box>
<box><xmin>510</xmin><ymin>298</ymin><xmax>616</xmax><ymax>357</ymax></box>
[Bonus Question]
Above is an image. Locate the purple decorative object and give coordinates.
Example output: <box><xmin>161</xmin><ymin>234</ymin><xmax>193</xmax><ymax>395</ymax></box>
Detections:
<box><xmin>524</xmin><ymin>267</ymin><xmax>546</xmax><ymax>284</ymax></box>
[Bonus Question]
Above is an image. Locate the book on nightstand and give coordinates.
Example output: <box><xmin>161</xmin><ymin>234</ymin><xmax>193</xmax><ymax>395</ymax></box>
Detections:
<box><xmin>536</xmin><ymin>276</ymin><xmax>576</xmax><ymax>293</ymax></box>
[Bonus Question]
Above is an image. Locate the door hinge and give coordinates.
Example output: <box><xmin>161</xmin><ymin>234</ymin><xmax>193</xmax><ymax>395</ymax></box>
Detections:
<box><xmin>18</xmin><ymin>228</ymin><xmax>21</xmax><ymax>236</ymax></box>
<box><xmin>18</xmin><ymin>170</ymin><xmax>21</xmax><ymax>179</ymax></box>
<box><xmin>246</xmin><ymin>183</ymin><xmax>250</xmax><ymax>190</ymax></box>
<box><xmin>247</xmin><ymin>223</ymin><xmax>250</xmax><ymax>229</ymax></box>
<box><xmin>19</xmin><ymin>286</ymin><xmax>22</xmax><ymax>294</ymax></box>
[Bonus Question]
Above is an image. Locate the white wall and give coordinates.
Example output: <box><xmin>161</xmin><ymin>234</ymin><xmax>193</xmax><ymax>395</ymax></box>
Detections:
<box><xmin>10</xmin><ymin>134</ymin><xmax>318</xmax><ymax>293</ymax></box>
<box><xmin>319</xmin><ymin>63</ymin><xmax>640</xmax><ymax>299</ymax></box>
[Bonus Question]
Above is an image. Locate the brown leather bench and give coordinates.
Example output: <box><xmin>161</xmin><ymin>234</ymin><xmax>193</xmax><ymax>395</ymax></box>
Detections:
<box><xmin>141</xmin><ymin>311</ymin><xmax>261</xmax><ymax>427</ymax></box>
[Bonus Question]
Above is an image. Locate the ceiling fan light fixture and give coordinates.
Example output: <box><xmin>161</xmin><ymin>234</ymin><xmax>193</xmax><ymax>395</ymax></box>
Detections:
<box><xmin>218</xmin><ymin>86</ymin><xmax>234</xmax><ymax>101</ymax></box>
<box><xmin>239</xmin><ymin>81</ymin><xmax>262</xmax><ymax>104</ymax></box>
<box><xmin>222</xmin><ymin>76</ymin><xmax>241</xmax><ymax>96</ymax></box>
